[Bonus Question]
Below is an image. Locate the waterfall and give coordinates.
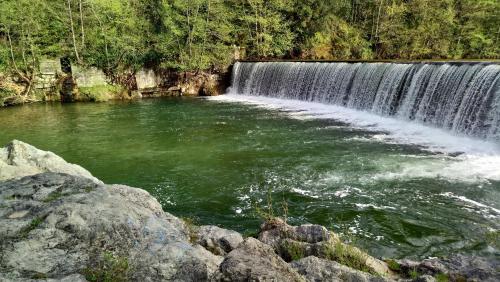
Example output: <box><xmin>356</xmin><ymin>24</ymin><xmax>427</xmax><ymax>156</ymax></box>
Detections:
<box><xmin>229</xmin><ymin>62</ymin><xmax>500</xmax><ymax>141</ymax></box>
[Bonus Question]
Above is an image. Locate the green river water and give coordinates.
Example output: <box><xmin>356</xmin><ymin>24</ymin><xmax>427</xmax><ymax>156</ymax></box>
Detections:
<box><xmin>0</xmin><ymin>97</ymin><xmax>498</xmax><ymax>260</ymax></box>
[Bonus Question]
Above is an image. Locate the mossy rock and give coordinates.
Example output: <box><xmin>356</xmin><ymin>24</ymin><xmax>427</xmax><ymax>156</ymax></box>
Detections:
<box><xmin>77</xmin><ymin>85</ymin><xmax>126</xmax><ymax>102</ymax></box>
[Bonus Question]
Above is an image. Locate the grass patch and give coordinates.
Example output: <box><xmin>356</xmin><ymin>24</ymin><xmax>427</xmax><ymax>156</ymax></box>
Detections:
<box><xmin>409</xmin><ymin>268</ymin><xmax>419</xmax><ymax>279</ymax></box>
<box><xmin>19</xmin><ymin>217</ymin><xmax>44</xmax><ymax>238</ymax></box>
<box><xmin>436</xmin><ymin>273</ymin><xmax>449</xmax><ymax>282</ymax></box>
<box><xmin>182</xmin><ymin>217</ymin><xmax>199</xmax><ymax>243</ymax></box>
<box><xmin>485</xmin><ymin>230</ymin><xmax>499</xmax><ymax>248</ymax></box>
<box><xmin>242</xmin><ymin>229</ymin><xmax>259</xmax><ymax>238</ymax></box>
<box><xmin>282</xmin><ymin>240</ymin><xmax>306</xmax><ymax>261</ymax></box>
<box><xmin>42</xmin><ymin>191</ymin><xmax>64</xmax><ymax>202</ymax></box>
<box><xmin>31</xmin><ymin>272</ymin><xmax>48</xmax><ymax>279</ymax></box>
<box><xmin>323</xmin><ymin>240</ymin><xmax>371</xmax><ymax>273</ymax></box>
<box><xmin>83</xmin><ymin>252</ymin><xmax>129</xmax><ymax>282</ymax></box>
<box><xmin>386</xmin><ymin>259</ymin><xmax>401</xmax><ymax>272</ymax></box>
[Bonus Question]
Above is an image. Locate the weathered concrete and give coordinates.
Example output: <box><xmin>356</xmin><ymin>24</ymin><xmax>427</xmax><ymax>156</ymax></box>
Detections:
<box><xmin>72</xmin><ymin>66</ymin><xmax>108</xmax><ymax>88</ymax></box>
<box><xmin>135</xmin><ymin>69</ymin><xmax>161</xmax><ymax>91</ymax></box>
<box><xmin>34</xmin><ymin>59</ymin><xmax>62</xmax><ymax>91</ymax></box>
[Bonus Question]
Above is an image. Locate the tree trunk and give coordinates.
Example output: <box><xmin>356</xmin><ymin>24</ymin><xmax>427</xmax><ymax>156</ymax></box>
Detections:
<box><xmin>67</xmin><ymin>0</ymin><xmax>82</xmax><ymax>64</ymax></box>
<box><xmin>79</xmin><ymin>0</ymin><xmax>85</xmax><ymax>50</ymax></box>
<box><xmin>374</xmin><ymin>0</ymin><xmax>384</xmax><ymax>39</ymax></box>
<box><xmin>6</xmin><ymin>29</ymin><xmax>30</xmax><ymax>84</ymax></box>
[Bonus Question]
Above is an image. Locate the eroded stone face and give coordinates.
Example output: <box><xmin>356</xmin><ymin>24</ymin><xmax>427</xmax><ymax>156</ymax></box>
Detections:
<box><xmin>0</xmin><ymin>173</ymin><xmax>222</xmax><ymax>281</ymax></box>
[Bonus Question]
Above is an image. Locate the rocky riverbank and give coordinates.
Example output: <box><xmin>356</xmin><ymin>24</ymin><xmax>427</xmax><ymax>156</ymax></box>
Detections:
<box><xmin>0</xmin><ymin>141</ymin><xmax>498</xmax><ymax>281</ymax></box>
<box><xmin>0</xmin><ymin>65</ymin><xmax>229</xmax><ymax>107</ymax></box>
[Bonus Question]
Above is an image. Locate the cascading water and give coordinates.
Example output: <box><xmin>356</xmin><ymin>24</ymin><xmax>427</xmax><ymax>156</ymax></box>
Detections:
<box><xmin>229</xmin><ymin>62</ymin><xmax>500</xmax><ymax>141</ymax></box>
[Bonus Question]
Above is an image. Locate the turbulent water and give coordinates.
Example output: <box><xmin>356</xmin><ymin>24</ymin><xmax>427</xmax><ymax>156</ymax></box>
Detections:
<box><xmin>231</xmin><ymin>62</ymin><xmax>500</xmax><ymax>141</ymax></box>
<box><xmin>0</xmin><ymin>98</ymin><xmax>499</xmax><ymax>260</ymax></box>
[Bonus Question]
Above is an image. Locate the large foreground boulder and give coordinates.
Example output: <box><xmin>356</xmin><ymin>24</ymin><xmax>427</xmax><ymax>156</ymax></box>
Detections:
<box><xmin>0</xmin><ymin>173</ymin><xmax>221</xmax><ymax>281</ymax></box>
<box><xmin>0</xmin><ymin>140</ymin><xmax>100</xmax><ymax>183</ymax></box>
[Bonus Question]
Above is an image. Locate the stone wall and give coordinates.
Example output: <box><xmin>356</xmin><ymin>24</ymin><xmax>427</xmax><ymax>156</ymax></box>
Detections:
<box><xmin>34</xmin><ymin>59</ymin><xmax>62</xmax><ymax>91</ymax></box>
<box><xmin>72</xmin><ymin>66</ymin><xmax>108</xmax><ymax>88</ymax></box>
<box><xmin>133</xmin><ymin>69</ymin><xmax>228</xmax><ymax>97</ymax></box>
<box><xmin>135</xmin><ymin>69</ymin><xmax>161</xmax><ymax>92</ymax></box>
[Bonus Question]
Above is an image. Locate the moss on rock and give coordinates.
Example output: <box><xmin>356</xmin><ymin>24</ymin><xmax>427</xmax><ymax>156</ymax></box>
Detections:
<box><xmin>77</xmin><ymin>85</ymin><xmax>126</xmax><ymax>102</ymax></box>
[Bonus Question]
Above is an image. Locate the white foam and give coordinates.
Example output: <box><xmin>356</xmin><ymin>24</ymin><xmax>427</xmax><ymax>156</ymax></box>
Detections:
<box><xmin>355</xmin><ymin>203</ymin><xmax>397</xmax><ymax>210</ymax></box>
<box><xmin>210</xmin><ymin>94</ymin><xmax>500</xmax><ymax>183</ymax></box>
<box><xmin>440</xmin><ymin>192</ymin><xmax>500</xmax><ymax>217</ymax></box>
<box><xmin>368</xmin><ymin>155</ymin><xmax>500</xmax><ymax>183</ymax></box>
<box><xmin>291</xmin><ymin>187</ymin><xmax>319</xmax><ymax>198</ymax></box>
<box><xmin>210</xmin><ymin>94</ymin><xmax>500</xmax><ymax>155</ymax></box>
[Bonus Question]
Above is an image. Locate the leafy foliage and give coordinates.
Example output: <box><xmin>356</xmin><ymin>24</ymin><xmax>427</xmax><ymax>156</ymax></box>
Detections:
<box><xmin>0</xmin><ymin>0</ymin><xmax>498</xmax><ymax>81</ymax></box>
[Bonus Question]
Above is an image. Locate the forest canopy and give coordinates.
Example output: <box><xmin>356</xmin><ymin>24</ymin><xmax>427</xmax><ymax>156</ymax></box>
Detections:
<box><xmin>0</xmin><ymin>0</ymin><xmax>499</xmax><ymax>75</ymax></box>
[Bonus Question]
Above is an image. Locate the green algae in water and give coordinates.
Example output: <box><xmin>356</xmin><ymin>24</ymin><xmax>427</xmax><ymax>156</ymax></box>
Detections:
<box><xmin>0</xmin><ymin>97</ymin><xmax>498</xmax><ymax>260</ymax></box>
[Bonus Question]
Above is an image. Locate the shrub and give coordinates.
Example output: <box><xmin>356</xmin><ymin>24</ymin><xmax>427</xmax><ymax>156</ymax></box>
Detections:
<box><xmin>83</xmin><ymin>252</ymin><xmax>129</xmax><ymax>282</ymax></box>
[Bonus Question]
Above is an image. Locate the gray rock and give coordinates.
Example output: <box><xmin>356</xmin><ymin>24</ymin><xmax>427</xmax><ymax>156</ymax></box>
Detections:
<box><xmin>258</xmin><ymin>218</ymin><xmax>391</xmax><ymax>277</ymax></box>
<box><xmin>0</xmin><ymin>140</ymin><xmax>100</xmax><ymax>183</ymax></box>
<box><xmin>0</xmin><ymin>173</ymin><xmax>220</xmax><ymax>281</ymax></box>
<box><xmin>218</xmin><ymin>237</ymin><xmax>305</xmax><ymax>281</ymax></box>
<box><xmin>413</xmin><ymin>275</ymin><xmax>436</xmax><ymax>282</ymax></box>
<box><xmin>259</xmin><ymin>218</ymin><xmax>332</xmax><ymax>249</ymax></box>
<box><xmin>398</xmin><ymin>255</ymin><xmax>500</xmax><ymax>282</ymax></box>
<box><xmin>197</xmin><ymin>225</ymin><xmax>244</xmax><ymax>255</ymax></box>
<box><xmin>291</xmin><ymin>256</ymin><xmax>391</xmax><ymax>282</ymax></box>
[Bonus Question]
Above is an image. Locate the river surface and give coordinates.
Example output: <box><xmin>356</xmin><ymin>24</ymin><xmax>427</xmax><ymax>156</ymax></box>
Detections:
<box><xmin>0</xmin><ymin>97</ymin><xmax>499</xmax><ymax>259</ymax></box>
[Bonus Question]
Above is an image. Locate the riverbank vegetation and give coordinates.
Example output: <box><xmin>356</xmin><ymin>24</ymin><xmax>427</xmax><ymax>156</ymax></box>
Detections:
<box><xmin>0</xmin><ymin>0</ymin><xmax>499</xmax><ymax>98</ymax></box>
